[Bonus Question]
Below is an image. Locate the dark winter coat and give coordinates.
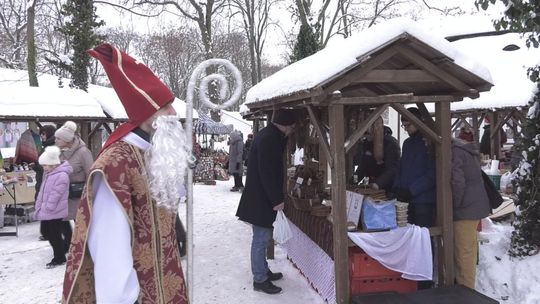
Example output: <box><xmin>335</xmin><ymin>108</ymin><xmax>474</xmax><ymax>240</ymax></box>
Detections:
<box><xmin>480</xmin><ymin>125</ymin><xmax>507</xmax><ymax>156</ymax></box>
<box><xmin>451</xmin><ymin>139</ymin><xmax>491</xmax><ymax>220</ymax></box>
<box><xmin>34</xmin><ymin>135</ymin><xmax>56</xmax><ymax>199</ymax></box>
<box><xmin>354</xmin><ymin>132</ymin><xmax>401</xmax><ymax>191</ymax></box>
<box><xmin>228</xmin><ymin>130</ymin><xmax>244</xmax><ymax>174</ymax></box>
<box><xmin>236</xmin><ymin>124</ymin><xmax>288</xmax><ymax>228</ymax></box>
<box><xmin>393</xmin><ymin>131</ymin><xmax>436</xmax><ymax>205</ymax></box>
<box><xmin>243</xmin><ymin>138</ymin><xmax>253</xmax><ymax>165</ymax></box>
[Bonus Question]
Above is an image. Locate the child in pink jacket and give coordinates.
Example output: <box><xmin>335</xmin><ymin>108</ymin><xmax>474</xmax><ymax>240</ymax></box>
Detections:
<box><xmin>33</xmin><ymin>146</ymin><xmax>73</xmax><ymax>268</ymax></box>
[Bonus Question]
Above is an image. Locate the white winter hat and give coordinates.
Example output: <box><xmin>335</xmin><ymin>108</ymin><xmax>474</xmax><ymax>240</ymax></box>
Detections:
<box><xmin>39</xmin><ymin>146</ymin><xmax>62</xmax><ymax>165</ymax></box>
<box><xmin>55</xmin><ymin>121</ymin><xmax>77</xmax><ymax>142</ymax></box>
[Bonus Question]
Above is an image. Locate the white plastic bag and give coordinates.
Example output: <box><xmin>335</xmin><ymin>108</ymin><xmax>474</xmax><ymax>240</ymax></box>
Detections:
<box><xmin>499</xmin><ymin>171</ymin><xmax>512</xmax><ymax>191</ymax></box>
<box><xmin>273</xmin><ymin>210</ymin><xmax>293</xmax><ymax>244</ymax></box>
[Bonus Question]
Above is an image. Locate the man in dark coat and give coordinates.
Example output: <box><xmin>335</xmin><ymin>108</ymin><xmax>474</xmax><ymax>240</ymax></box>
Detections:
<box><xmin>353</xmin><ymin>126</ymin><xmax>401</xmax><ymax>191</ymax></box>
<box><xmin>236</xmin><ymin>109</ymin><xmax>296</xmax><ymax>295</ymax></box>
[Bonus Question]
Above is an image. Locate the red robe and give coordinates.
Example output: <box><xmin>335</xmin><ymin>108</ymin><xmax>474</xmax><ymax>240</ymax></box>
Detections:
<box><xmin>62</xmin><ymin>140</ymin><xmax>188</xmax><ymax>303</ymax></box>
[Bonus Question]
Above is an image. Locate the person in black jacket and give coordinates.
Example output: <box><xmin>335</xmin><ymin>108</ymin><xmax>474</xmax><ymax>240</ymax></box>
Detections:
<box><xmin>353</xmin><ymin>126</ymin><xmax>400</xmax><ymax>191</ymax></box>
<box><xmin>236</xmin><ymin>109</ymin><xmax>296</xmax><ymax>295</ymax></box>
<box><xmin>33</xmin><ymin>125</ymin><xmax>57</xmax><ymax>241</ymax></box>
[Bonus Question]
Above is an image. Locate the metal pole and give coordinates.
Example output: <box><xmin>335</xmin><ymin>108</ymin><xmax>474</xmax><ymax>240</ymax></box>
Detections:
<box><xmin>184</xmin><ymin>59</ymin><xmax>242</xmax><ymax>303</ymax></box>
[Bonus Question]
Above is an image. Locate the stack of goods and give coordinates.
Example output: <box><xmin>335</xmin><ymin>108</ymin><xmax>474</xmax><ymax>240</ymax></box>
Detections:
<box><xmin>348</xmin><ymin>186</ymin><xmax>387</xmax><ymax>201</ymax></box>
<box><xmin>289</xmin><ymin>159</ymin><xmax>324</xmax><ymax>211</ymax></box>
<box><xmin>194</xmin><ymin>156</ymin><xmax>215</xmax><ymax>183</ymax></box>
<box><xmin>395</xmin><ymin>202</ymin><xmax>408</xmax><ymax>227</ymax></box>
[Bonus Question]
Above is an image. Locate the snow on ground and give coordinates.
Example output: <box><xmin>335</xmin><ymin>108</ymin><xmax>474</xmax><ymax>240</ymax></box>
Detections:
<box><xmin>1</xmin><ymin>178</ymin><xmax>539</xmax><ymax>304</ymax></box>
<box><xmin>477</xmin><ymin>219</ymin><xmax>540</xmax><ymax>304</ymax></box>
<box><xmin>0</xmin><ymin>179</ymin><xmax>324</xmax><ymax>304</ymax></box>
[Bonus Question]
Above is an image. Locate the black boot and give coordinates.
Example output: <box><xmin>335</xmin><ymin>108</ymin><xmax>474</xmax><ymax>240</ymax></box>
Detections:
<box><xmin>46</xmin><ymin>258</ymin><xmax>66</xmax><ymax>269</ymax></box>
<box><xmin>253</xmin><ymin>279</ymin><xmax>282</xmax><ymax>294</ymax></box>
<box><xmin>267</xmin><ymin>270</ymin><xmax>283</xmax><ymax>281</ymax></box>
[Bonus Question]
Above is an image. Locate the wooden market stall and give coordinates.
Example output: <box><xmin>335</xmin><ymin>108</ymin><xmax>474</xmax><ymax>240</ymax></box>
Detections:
<box><xmin>243</xmin><ymin>19</ymin><xmax>493</xmax><ymax>303</ymax></box>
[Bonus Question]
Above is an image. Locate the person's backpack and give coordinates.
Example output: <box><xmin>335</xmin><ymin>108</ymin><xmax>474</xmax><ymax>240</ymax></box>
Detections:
<box><xmin>481</xmin><ymin>170</ymin><xmax>504</xmax><ymax>210</ymax></box>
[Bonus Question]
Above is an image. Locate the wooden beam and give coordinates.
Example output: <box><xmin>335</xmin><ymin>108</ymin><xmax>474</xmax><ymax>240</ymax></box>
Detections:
<box><xmin>329</xmin><ymin>104</ymin><xmax>349</xmax><ymax>304</ymax></box>
<box><xmin>451</xmin><ymin>118</ymin><xmax>461</xmax><ymax>131</ymax></box>
<box><xmin>320</xmin><ymin>46</ymin><xmax>400</xmax><ymax>101</ymax></box>
<box><xmin>489</xmin><ymin>111</ymin><xmax>501</xmax><ymax>159</ymax></box>
<box><xmin>416</xmin><ymin>103</ymin><xmax>437</xmax><ymax>132</ymax></box>
<box><xmin>306</xmin><ymin>105</ymin><xmax>334</xmax><ymax>167</ymax></box>
<box><xmin>395</xmin><ymin>45</ymin><xmax>475</xmax><ymax>95</ymax></box>
<box><xmin>491</xmin><ymin>110</ymin><xmax>513</xmax><ymax>139</ymax></box>
<box><xmin>456</xmin><ymin>114</ymin><xmax>474</xmax><ymax>130</ymax></box>
<box><xmin>334</xmin><ymin>94</ymin><xmax>456</xmax><ymax>105</ymax></box>
<box><xmin>356</xmin><ymin>69</ymin><xmax>439</xmax><ymax>83</ymax></box>
<box><xmin>102</xmin><ymin>123</ymin><xmax>113</xmax><ymax>135</ymax></box>
<box><xmin>472</xmin><ymin>112</ymin><xmax>480</xmax><ymax>144</ymax></box>
<box><xmin>344</xmin><ymin>104</ymin><xmax>389</xmax><ymax>153</ymax></box>
<box><xmin>435</xmin><ymin>101</ymin><xmax>454</xmax><ymax>286</ymax></box>
<box><xmin>390</xmin><ymin>103</ymin><xmax>441</xmax><ymax>144</ymax></box>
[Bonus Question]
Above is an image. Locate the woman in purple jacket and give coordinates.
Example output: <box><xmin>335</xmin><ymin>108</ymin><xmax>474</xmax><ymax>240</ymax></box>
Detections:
<box><xmin>33</xmin><ymin>146</ymin><xmax>73</xmax><ymax>268</ymax></box>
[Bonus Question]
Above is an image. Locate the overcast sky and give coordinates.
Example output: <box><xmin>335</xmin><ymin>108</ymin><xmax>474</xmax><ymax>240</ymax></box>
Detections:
<box><xmin>95</xmin><ymin>0</ymin><xmax>505</xmax><ymax>65</ymax></box>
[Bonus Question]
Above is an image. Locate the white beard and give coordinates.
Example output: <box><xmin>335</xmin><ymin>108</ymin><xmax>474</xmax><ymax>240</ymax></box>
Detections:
<box><xmin>144</xmin><ymin>115</ymin><xmax>188</xmax><ymax>211</ymax></box>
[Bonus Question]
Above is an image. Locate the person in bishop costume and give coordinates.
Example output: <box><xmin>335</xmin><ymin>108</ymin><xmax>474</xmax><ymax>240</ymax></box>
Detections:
<box><xmin>62</xmin><ymin>44</ymin><xmax>189</xmax><ymax>304</ymax></box>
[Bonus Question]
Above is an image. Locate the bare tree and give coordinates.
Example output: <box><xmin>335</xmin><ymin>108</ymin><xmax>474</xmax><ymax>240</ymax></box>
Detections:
<box><xmin>290</xmin><ymin>0</ymin><xmax>462</xmax><ymax>50</ymax></box>
<box><xmin>0</xmin><ymin>0</ymin><xmax>28</xmax><ymax>68</ymax></box>
<box><xmin>112</xmin><ymin>0</ymin><xmax>229</xmax><ymax>59</ymax></box>
<box><xmin>27</xmin><ymin>0</ymin><xmax>39</xmax><ymax>86</ymax></box>
<box><xmin>228</xmin><ymin>0</ymin><xmax>279</xmax><ymax>85</ymax></box>
<box><xmin>137</xmin><ymin>26</ymin><xmax>204</xmax><ymax>100</ymax></box>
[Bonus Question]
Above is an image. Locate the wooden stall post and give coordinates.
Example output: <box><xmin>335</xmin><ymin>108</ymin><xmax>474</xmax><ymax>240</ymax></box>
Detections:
<box><xmin>329</xmin><ymin>104</ymin><xmax>349</xmax><ymax>304</ymax></box>
<box><xmin>490</xmin><ymin>111</ymin><xmax>501</xmax><ymax>160</ymax></box>
<box><xmin>472</xmin><ymin>112</ymin><xmax>479</xmax><ymax>144</ymax></box>
<box><xmin>435</xmin><ymin>101</ymin><xmax>454</xmax><ymax>286</ymax></box>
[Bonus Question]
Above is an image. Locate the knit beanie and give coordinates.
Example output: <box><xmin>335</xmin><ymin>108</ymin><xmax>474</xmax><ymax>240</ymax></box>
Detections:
<box><xmin>55</xmin><ymin>121</ymin><xmax>77</xmax><ymax>142</ymax></box>
<box><xmin>272</xmin><ymin>109</ymin><xmax>297</xmax><ymax>126</ymax></box>
<box><xmin>401</xmin><ymin>107</ymin><xmax>423</xmax><ymax>122</ymax></box>
<box><xmin>38</xmin><ymin>146</ymin><xmax>62</xmax><ymax>165</ymax></box>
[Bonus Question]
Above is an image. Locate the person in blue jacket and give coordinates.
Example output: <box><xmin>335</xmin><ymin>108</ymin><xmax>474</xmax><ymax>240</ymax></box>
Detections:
<box><xmin>392</xmin><ymin>107</ymin><xmax>436</xmax><ymax>228</ymax></box>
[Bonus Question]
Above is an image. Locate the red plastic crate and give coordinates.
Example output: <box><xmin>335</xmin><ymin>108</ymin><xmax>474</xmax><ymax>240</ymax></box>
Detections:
<box><xmin>349</xmin><ymin>247</ymin><xmax>399</xmax><ymax>278</ymax></box>
<box><xmin>350</xmin><ymin>276</ymin><xmax>417</xmax><ymax>294</ymax></box>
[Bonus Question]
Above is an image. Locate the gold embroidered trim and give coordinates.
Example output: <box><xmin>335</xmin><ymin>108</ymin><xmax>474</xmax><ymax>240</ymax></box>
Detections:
<box><xmin>129</xmin><ymin>144</ymin><xmax>166</xmax><ymax>302</ymax></box>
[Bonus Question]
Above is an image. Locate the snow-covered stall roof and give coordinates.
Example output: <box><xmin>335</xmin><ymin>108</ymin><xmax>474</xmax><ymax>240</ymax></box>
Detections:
<box><xmin>426</xmin><ymin>33</ymin><xmax>539</xmax><ymax>113</ymax></box>
<box><xmin>220</xmin><ymin>110</ymin><xmax>252</xmax><ymax>137</ymax></box>
<box><xmin>0</xmin><ymin>68</ymin><xmax>197</xmax><ymax>120</ymax></box>
<box><xmin>0</xmin><ymin>86</ymin><xmax>106</xmax><ymax>119</ymax></box>
<box><xmin>245</xmin><ymin>18</ymin><xmax>493</xmax><ymax>106</ymax></box>
<box><xmin>0</xmin><ymin>69</ymin><xmax>105</xmax><ymax>119</ymax></box>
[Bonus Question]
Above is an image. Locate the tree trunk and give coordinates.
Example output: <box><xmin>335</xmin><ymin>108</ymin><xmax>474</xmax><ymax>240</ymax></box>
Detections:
<box><xmin>27</xmin><ymin>2</ymin><xmax>39</xmax><ymax>87</ymax></box>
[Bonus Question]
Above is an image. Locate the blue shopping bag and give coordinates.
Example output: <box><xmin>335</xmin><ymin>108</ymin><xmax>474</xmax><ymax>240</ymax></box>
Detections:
<box><xmin>361</xmin><ymin>197</ymin><xmax>397</xmax><ymax>231</ymax></box>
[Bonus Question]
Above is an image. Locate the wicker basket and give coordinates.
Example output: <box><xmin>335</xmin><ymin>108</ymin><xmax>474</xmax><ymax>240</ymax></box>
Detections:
<box><xmin>310</xmin><ymin>205</ymin><xmax>331</xmax><ymax>217</ymax></box>
<box><xmin>289</xmin><ymin>195</ymin><xmax>322</xmax><ymax>211</ymax></box>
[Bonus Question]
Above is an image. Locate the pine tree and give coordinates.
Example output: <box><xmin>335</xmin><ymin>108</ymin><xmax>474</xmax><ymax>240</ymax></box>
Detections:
<box><xmin>477</xmin><ymin>0</ymin><xmax>540</xmax><ymax>256</ymax></box>
<box><xmin>290</xmin><ymin>24</ymin><xmax>320</xmax><ymax>63</ymax></box>
<box><xmin>59</xmin><ymin>0</ymin><xmax>104</xmax><ymax>92</ymax></box>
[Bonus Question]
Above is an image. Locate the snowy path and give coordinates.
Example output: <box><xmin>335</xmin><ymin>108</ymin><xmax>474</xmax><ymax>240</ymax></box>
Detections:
<box><xmin>0</xmin><ymin>179</ymin><xmax>325</xmax><ymax>304</ymax></box>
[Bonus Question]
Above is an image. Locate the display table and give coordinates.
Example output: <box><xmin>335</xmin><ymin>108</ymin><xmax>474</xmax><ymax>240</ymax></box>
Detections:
<box><xmin>284</xmin><ymin>201</ymin><xmax>419</xmax><ymax>301</ymax></box>
<box><xmin>0</xmin><ymin>170</ymin><xmax>36</xmax><ymax>237</ymax></box>
<box><xmin>284</xmin><ymin>201</ymin><xmax>334</xmax><ymax>258</ymax></box>
<box><xmin>0</xmin><ymin>170</ymin><xmax>36</xmax><ymax>205</ymax></box>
